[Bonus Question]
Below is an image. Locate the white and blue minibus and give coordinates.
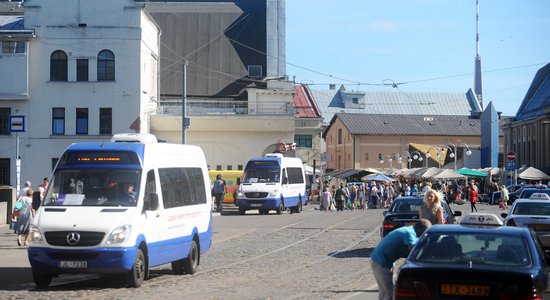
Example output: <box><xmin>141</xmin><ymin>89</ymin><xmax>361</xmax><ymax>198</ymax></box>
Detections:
<box><xmin>237</xmin><ymin>153</ymin><xmax>306</xmax><ymax>215</ymax></box>
<box><xmin>27</xmin><ymin>133</ymin><xmax>212</xmax><ymax>288</ymax></box>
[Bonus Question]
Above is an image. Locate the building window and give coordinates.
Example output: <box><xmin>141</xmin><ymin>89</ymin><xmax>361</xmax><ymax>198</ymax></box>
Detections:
<box><xmin>50</xmin><ymin>50</ymin><xmax>68</xmax><ymax>81</ymax></box>
<box><xmin>216</xmin><ymin>165</ymin><xmax>222</xmax><ymax>171</ymax></box>
<box><xmin>338</xmin><ymin>128</ymin><xmax>342</xmax><ymax>144</ymax></box>
<box><xmin>51</xmin><ymin>158</ymin><xmax>59</xmax><ymax>171</ymax></box>
<box><xmin>227</xmin><ymin>165</ymin><xmax>233</xmax><ymax>170</ymax></box>
<box><xmin>52</xmin><ymin>107</ymin><xmax>65</xmax><ymax>135</ymax></box>
<box><xmin>238</xmin><ymin>165</ymin><xmax>243</xmax><ymax>171</ymax></box>
<box><xmin>364</xmin><ymin>153</ymin><xmax>369</xmax><ymax>161</ymax></box>
<box><xmin>76</xmin><ymin>108</ymin><xmax>88</xmax><ymax>135</ymax></box>
<box><xmin>97</xmin><ymin>50</ymin><xmax>115</xmax><ymax>81</ymax></box>
<box><xmin>0</xmin><ymin>108</ymin><xmax>10</xmax><ymax>135</ymax></box>
<box><xmin>352</xmin><ymin>97</ymin><xmax>359</xmax><ymax>104</ymax></box>
<box><xmin>77</xmin><ymin>59</ymin><xmax>89</xmax><ymax>81</ymax></box>
<box><xmin>99</xmin><ymin>108</ymin><xmax>112</xmax><ymax>135</ymax></box>
<box><xmin>2</xmin><ymin>41</ymin><xmax>25</xmax><ymax>53</ymax></box>
<box><xmin>294</xmin><ymin>134</ymin><xmax>312</xmax><ymax>148</ymax></box>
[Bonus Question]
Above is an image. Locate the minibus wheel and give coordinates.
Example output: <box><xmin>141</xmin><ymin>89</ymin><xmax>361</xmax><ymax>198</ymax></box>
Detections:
<box><xmin>183</xmin><ymin>239</ymin><xmax>199</xmax><ymax>274</ymax></box>
<box><xmin>127</xmin><ymin>249</ymin><xmax>145</xmax><ymax>287</ymax></box>
<box><xmin>276</xmin><ymin>199</ymin><xmax>284</xmax><ymax>215</ymax></box>
<box><xmin>32</xmin><ymin>269</ymin><xmax>52</xmax><ymax>288</ymax></box>
<box><xmin>239</xmin><ymin>208</ymin><xmax>246</xmax><ymax>215</ymax></box>
<box><xmin>296</xmin><ymin>198</ymin><xmax>303</xmax><ymax>213</ymax></box>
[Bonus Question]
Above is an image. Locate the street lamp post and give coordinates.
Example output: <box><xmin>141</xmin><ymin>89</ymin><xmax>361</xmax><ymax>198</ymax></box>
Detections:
<box><xmin>409</xmin><ymin>151</ymin><xmax>424</xmax><ymax>168</ymax></box>
<box><xmin>438</xmin><ymin>145</ymin><xmax>455</xmax><ymax>169</ymax></box>
<box><xmin>425</xmin><ymin>146</ymin><xmax>440</xmax><ymax>168</ymax></box>
<box><xmin>447</xmin><ymin>142</ymin><xmax>472</xmax><ymax>169</ymax></box>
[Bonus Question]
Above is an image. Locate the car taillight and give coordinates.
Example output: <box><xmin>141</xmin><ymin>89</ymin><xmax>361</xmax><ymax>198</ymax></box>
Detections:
<box><xmin>506</xmin><ymin>219</ymin><xmax>517</xmax><ymax>226</ymax></box>
<box><xmin>500</xmin><ymin>286</ymin><xmax>541</xmax><ymax>300</ymax></box>
<box><xmin>395</xmin><ymin>279</ymin><xmax>431</xmax><ymax>298</ymax></box>
<box><xmin>383</xmin><ymin>224</ymin><xmax>395</xmax><ymax>229</ymax></box>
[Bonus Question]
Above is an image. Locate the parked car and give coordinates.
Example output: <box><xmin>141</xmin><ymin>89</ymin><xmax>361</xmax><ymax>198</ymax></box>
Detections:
<box><xmin>394</xmin><ymin>223</ymin><xmax>550</xmax><ymax>299</ymax></box>
<box><xmin>502</xmin><ymin>199</ymin><xmax>550</xmax><ymax>250</ymax></box>
<box><xmin>380</xmin><ymin>195</ymin><xmax>461</xmax><ymax>238</ymax></box>
<box><xmin>518</xmin><ymin>186</ymin><xmax>550</xmax><ymax>200</ymax></box>
<box><xmin>508</xmin><ymin>185</ymin><xmax>537</xmax><ymax>204</ymax></box>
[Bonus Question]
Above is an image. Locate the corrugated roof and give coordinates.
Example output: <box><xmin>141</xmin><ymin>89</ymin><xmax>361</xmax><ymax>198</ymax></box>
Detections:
<box><xmin>333</xmin><ymin>113</ymin><xmax>482</xmax><ymax>137</ymax></box>
<box><xmin>292</xmin><ymin>85</ymin><xmax>322</xmax><ymax>118</ymax></box>
<box><xmin>308</xmin><ymin>87</ymin><xmax>479</xmax><ymax>125</ymax></box>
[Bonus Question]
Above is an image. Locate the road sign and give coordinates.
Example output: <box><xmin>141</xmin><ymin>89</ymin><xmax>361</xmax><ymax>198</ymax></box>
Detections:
<box><xmin>506</xmin><ymin>161</ymin><xmax>516</xmax><ymax>171</ymax></box>
<box><xmin>507</xmin><ymin>151</ymin><xmax>516</xmax><ymax>161</ymax></box>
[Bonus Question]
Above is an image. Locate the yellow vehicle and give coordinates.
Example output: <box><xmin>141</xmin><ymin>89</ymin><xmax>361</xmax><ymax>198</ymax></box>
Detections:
<box><xmin>208</xmin><ymin>170</ymin><xmax>243</xmax><ymax>205</ymax></box>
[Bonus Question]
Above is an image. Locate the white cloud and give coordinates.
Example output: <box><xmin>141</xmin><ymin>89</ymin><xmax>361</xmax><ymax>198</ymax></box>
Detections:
<box><xmin>368</xmin><ymin>20</ymin><xmax>400</xmax><ymax>32</ymax></box>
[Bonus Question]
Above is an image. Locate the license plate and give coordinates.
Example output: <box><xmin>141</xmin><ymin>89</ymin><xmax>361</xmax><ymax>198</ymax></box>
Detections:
<box><xmin>60</xmin><ymin>261</ymin><xmax>88</xmax><ymax>268</ymax></box>
<box><xmin>441</xmin><ymin>284</ymin><xmax>489</xmax><ymax>296</ymax></box>
<box><xmin>530</xmin><ymin>224</ymin><xmax>550</xmax><ymax>232</ymax></box>
<box><xmin>250</xmin><ymin>203</ymin><xmax>262</xmax><ymax>207</ymax></box>
<box><xmin>405</xmin><ymin>221</ymin><xmax>417</xmax><ymax>226</ymax></box>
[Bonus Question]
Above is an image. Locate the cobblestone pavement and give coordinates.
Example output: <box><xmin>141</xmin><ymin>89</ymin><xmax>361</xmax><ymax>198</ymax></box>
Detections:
<box><xmin>0</xmin><ymin>201</ymin><xmax>500</xmax><ymax>299</ymax></box>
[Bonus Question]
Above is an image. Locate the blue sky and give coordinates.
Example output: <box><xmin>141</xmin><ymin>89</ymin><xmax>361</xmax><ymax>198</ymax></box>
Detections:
<box><xmin>285</xmin><ymin>0</ymin><xmax>550</xmax><ymax>116</ymax></box>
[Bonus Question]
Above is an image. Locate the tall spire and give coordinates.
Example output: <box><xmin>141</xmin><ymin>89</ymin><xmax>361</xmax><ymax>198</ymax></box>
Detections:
<box><xmin>474</xmin><ymin>0</ymin><xmax>484</xmax><ymax>110</ymax></box>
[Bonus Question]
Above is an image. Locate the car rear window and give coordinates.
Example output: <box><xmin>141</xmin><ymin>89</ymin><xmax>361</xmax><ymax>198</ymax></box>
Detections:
<box><xmin>513</xmin><ymin>202</ymin><xmax>550</xmax><ymax>215</ymax></box>
<box><xmin>413</xmin><ymin>233</ymin><xmax>531</xmax><ymax>267</ymax></box>
<box><xmin>390</xmin><ymin>199</ymin><xmax>423</xmax><ymax>213</ymax></box>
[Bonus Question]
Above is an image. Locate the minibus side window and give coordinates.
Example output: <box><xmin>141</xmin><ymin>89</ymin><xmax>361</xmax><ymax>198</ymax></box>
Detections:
<box><xmin>287</xmin><ymin>167</ymin><xmax>304</xmax><ymax>184</ymax></box>
<box><xmin>143</xmin><ymin>170</ymin><xmax>158</xmax><ymax>211</ymax></box>
<box><xmin>159</xmin><ymin>167</ymin><xmax>206</xmax><ymax>208</ymax></box>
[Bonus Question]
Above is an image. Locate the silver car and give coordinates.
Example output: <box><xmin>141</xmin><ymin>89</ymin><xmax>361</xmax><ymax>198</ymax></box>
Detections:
<box><xmin>502</xmin><ymin>199</ymin><xmax>550</xmax><ymax>249</ymax></box>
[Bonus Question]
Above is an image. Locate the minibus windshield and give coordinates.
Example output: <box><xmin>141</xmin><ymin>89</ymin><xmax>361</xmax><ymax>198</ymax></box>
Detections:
<box><xmin>242</xmin><ymin>166</ymin><xmax>280</xmax><ymax>184</ymax></box>
<box><xmin>43</xmin><ymin>169</ymin><xmax>141</xmax><ymax>207</ymax></box>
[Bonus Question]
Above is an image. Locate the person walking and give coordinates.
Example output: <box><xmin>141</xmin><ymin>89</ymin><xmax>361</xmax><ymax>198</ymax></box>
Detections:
<box><xmin>500</xmin><ymin>185</ymin><xmax>509</xmax><ymax>210</ymax></box>
<box><xmin>469</xmin><ymin>183</ymin><xmax>479</xmax><ymax>213</ymax></box>
<box><xmin>14</xmin><ymin>188</ymin><xmax>34</xmax><ymax>246</ymax></box>
<box><xmin>419</xmin><ymin>189</ymin><xmax>445</xmax><ymax>224</ymax></box>
<box><xmin>358</xmin><ymin>183</ymin><xmax>366</xmax><ymax>210</ymax></box>
<box><xmin>371</xmin><ymin>219</ymin><xmax>432</xmax><ymax>300</ymax></box>
<box><xmin>212</xmin><ymin>173</ymin><xmax>227</xmax><ymax>212</ymax></box>
<box><xmin>320</xmin><ymin>187</ymin><xmax>331</xmax><ymax>212</ymax></box>
<box><xmin>335</xmin><ymin>183</ymin><xmax>346</xmax><ymax>212</ymax></box>
<box><xmin>370</xmin><ymin>182</ymin><xmax>380</xmax><ymax>209</ymax></box>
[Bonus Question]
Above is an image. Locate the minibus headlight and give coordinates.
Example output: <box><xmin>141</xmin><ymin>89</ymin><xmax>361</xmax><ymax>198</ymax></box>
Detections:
<box><xmin>106</xmin><ymin>225</ymin><xmax>132</xmax><ymax>244</ymax></box>
<box><xmin>238</xmin><ymin>192</ymin><xmax>244</xmax><ymax>197</ymax></box>
<box><xmin>269</xmin><ymin>189</ymin><xmax>278</xmax><ymax>197</ymax></box>
<box><xmin>28</xmin><ymin>225</ymin><xmax>44</xmax><ymax>244</ymax></box>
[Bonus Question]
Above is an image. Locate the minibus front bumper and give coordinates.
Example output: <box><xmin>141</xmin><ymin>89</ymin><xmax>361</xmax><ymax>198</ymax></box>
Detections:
<box><xmin>28</xmin><ymin>246</ymin><xmax>138</xmax><ymax>274</ymax></box>
<box><xmin>237</xmin><ymin>198</ymin><xmax>279</xmax><ymax>209</ymax></box>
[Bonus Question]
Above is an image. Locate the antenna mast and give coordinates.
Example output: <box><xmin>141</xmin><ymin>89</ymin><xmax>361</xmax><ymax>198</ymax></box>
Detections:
<box><xmin>474</xmin><ymin>0</ymin><xmax>484</xmax><ymax>110</ymax></box>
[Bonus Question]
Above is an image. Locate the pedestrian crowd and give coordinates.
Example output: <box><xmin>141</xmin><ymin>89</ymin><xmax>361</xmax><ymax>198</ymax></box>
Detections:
<box><xmin>316</xmin><ymin>177</ymin><xmax>491</xmax><ymax>215</ymax></box>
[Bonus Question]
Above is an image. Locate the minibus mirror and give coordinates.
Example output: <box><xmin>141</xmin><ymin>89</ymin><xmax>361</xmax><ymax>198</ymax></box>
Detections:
<box><xmin>282</xmin><ymin>177</ymin><xmax>288</xmax><ymax>185</ymax></box>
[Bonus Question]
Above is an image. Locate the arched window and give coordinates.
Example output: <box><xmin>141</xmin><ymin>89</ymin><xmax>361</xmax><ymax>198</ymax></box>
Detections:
<box><xmin>97</xmin><ymin>50</ymin><xmax>115</xmax><ymax>81</ymax></box>
<box><xmin>50</xmin><ymin>50</ymin><xmax>68</xmax><ymax>81</ymax></box>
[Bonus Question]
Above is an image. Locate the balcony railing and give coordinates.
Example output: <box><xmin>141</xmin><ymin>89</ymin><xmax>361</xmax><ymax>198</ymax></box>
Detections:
<box><xmin>154</xmin><ymin>99</ymin><xmax>295</xmax><ymax>117</ymax></box>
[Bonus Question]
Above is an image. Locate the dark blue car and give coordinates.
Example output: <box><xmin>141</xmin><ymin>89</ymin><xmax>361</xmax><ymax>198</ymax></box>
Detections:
<box><xmin>380</xmin><ymin>196</ymin><xmax>461</xmax><ymax>238</ymax></box>
<box><xmin>394</xmin><ymin>224</ymin><xmax>550</xmax><ymax>299</ymax></box>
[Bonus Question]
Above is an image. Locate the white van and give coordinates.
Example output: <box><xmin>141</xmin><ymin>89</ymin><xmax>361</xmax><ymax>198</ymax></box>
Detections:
<box><xmin>27</xmin><ymin>133</ymin><xmax>212</xmax><ymax>288</ymax></box>
<box><xmin>237</xmin><ymin>153</ymin><xmax>306</xmax><ymax>215</ymax></box>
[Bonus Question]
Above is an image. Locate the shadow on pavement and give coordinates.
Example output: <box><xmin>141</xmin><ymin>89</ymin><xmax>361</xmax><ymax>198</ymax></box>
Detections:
<box><xmin>330</xmin><ymin>247</ymin><xmax>373</xmax><ymax>259</ymax></box>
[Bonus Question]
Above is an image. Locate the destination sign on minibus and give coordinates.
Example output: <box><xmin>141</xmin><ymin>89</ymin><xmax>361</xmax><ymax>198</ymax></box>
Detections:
<box><xmin>63</xmin><ymin>151</ymin><xmax>140</xmax><ymax>165</ymax></box>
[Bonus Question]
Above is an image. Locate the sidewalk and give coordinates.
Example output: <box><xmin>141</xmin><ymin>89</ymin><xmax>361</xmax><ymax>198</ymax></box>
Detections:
<box><xmin>0</xmin><ymin>224</ymin><xmax>35</xmax><ymax>290</ymax></box>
